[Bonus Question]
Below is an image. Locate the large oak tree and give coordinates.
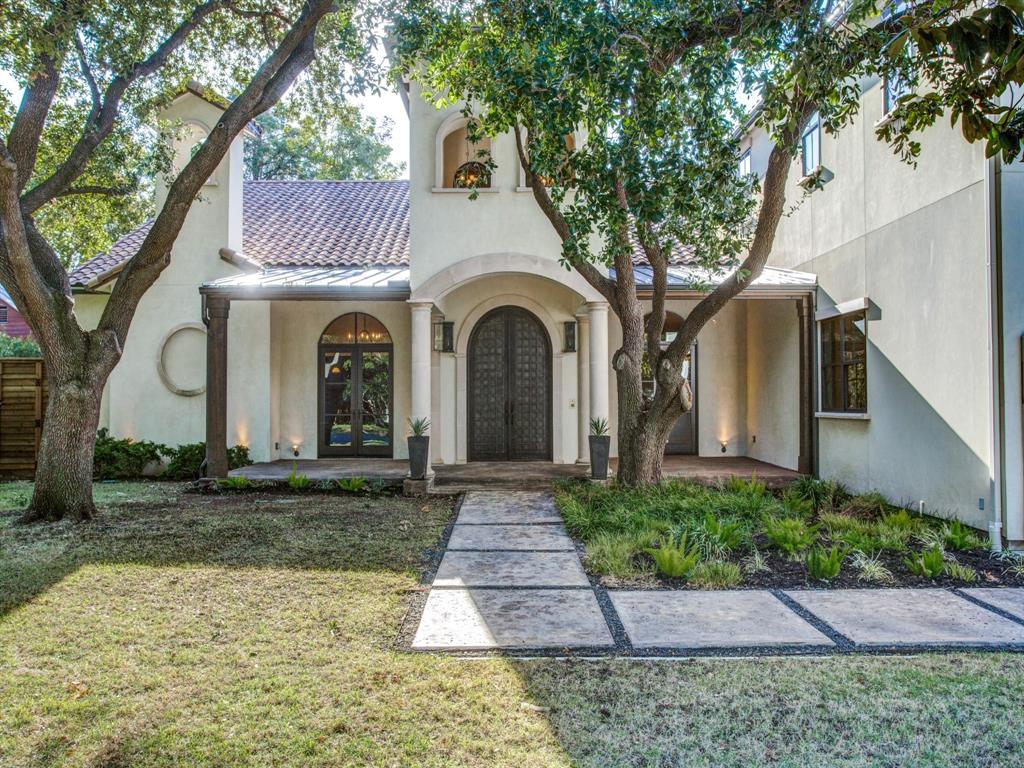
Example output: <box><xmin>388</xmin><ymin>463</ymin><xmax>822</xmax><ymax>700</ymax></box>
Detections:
<box><xmin>398</xmin><ymin>0</ymin><xmax>1024</xmax><ymax>485</ymax></box>
<box><xmin>0</xmin><ymin>0</ymin><xmax>374</xmax><ymax>521</ymax></box>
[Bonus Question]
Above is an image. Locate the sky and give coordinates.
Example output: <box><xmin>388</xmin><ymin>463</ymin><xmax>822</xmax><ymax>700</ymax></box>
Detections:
<box><xmin>0</xmin><ymin>69</ymin><xmax>411</xmax><ymax>177</ymax></box>
<box><xmin>356</xmin><ymin>85</ymin><xmax>410</xmax><ymax>175</ymax></box>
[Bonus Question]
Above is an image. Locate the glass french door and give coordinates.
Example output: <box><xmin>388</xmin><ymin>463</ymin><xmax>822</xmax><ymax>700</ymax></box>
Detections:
<box><xmin>319</xmin><ymin>345</ymin><xmax>393</xmax><ymax>457</ymax></box>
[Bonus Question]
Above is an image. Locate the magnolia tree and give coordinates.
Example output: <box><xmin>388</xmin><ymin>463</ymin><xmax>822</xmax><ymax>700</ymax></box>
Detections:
<box><xmin>398</xmin><ymin>0</ymin><xmax>1024</xmax><ymax>485</ymax></box>
<box><xmin>0</xmin><ymin>0</ymin><xmax>377</xmax><ymax>522</ymax></box>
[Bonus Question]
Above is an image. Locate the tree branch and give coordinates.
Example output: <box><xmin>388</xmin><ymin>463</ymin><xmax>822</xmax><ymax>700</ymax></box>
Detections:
<box><xmin>97</xmin><ymin>0</ymin><xmax>338</xmax><ymax>346</ymax></box>
<box><xmin>55</xmin><ymin>184</ymin><xmax>134</xmax><ymax>198</ymax></box>
<box><xmin>513</xmin><ymin>126</ymin><xmax>616</xmax><ymax>303</ymax></box>
<box><xmin>7</xmin><ymin>52</ymin><xmax>63</xmax><ymax>193</ymax></box>
<box><xmin>665</xmin><ymin>102</ymin><xmax>814</xmax><ymax>365</ymax></box>
<box><xmin>19</xmin><ymin>0</ymin><xmax>228</xmax><ymax>214</ymax></box>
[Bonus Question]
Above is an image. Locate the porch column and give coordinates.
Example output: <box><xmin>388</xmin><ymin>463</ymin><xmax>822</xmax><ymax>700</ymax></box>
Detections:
<box><xmin>797</xmin><ymin>295</ymin><xmax>815</xmax><ymax>475</ymax></box>
<box><xmin>409</xmin><ymin>301</ymin><xmax>434</xmax><ymax>474</ymax></box>
<box><xmin>588</xmin><ymin>301</ymin><xmax>610</xmax><ymax>430</ymax></box>
<box><xmin>576</xmin><ymin>311</ymin><xmax>591</xmax><ymax>463</ymax></box>
<box><xmin>204</xmin><ymin>295</ymin><xmax>230</xmax><ymax>478</ymax></box>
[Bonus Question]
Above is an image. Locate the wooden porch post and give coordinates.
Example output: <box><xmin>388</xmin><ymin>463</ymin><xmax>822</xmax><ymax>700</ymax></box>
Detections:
<box><xmin>205</xmin><ymin>295</ymin><xmax>230</xmax><ymax>477</ymax></box>
<box><xmin>797</xmin><ymin>295</ymin><xmax>815</xmax><ymax>475</ymax></box>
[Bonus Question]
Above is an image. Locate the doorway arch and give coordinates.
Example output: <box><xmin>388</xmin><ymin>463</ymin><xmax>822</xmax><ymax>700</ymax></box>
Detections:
<box><xmin>467</xmin><ymin>306</ymin><xmax>552</xmax><ymax>461</ymax></box>
<box><xmin>317</xmin><ymin>312</ymin><xmax>394</xmax><ymax>457</ymax></box>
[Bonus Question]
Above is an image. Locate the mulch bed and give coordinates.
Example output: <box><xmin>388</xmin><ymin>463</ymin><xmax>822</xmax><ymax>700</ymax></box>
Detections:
<box><xmin>586</xmin><ymin>538</ymin><xmax>1024</xmax><ymax>591</ymax></box>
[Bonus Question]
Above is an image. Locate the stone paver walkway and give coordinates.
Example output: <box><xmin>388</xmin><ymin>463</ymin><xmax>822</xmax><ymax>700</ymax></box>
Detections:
<box><xmin>411</xmin><ymin>491</ymin><xmax>1024</xmax><ymax>653</ymax></box>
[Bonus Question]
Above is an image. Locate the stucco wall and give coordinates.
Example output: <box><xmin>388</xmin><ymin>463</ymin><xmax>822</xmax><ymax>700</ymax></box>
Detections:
<box><xmin>746</xmin><ymin>300</ymin><xmax>800</xmax><ymax>470</ymax></box>
<box><xmin>270</xmin><ymin>300</ymin><xmax>411</xmax><ymax>460</ymax></box>
<box><xmin>998</xmin><ymin>153</ymin><xmax>1024</xmax><ymax>544</ymax></box>
<box><xmin>72</xmin><ymin>92</ymin><xmax>266</xmax><ymax>456</ymax></box>
<box><xmin>407</xmin><ymin>84</ymin><xmax>569</xmax><ymax>290</ymax></box>
<box><xmin>746</xmin><ymin>77</ymin><xmax>992</xmax><ymax>526</ymax></box>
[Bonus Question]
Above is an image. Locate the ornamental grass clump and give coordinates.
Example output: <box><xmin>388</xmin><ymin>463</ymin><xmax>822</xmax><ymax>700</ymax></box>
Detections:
<box><xmin>287</xmin><ymin>464</ymin><xmax>311</xmax><ymax>490</ymax></box>
<box><xmin>687</xmin><ymin>560</ymin><xmax>742</xmax><ymax>589</ymax></box>
<box><xmin>587</xmin><ymin>531</ymin><xmax>647</xmax><ymax>577</ymax></box>
<box><xmin>851</xmin><ymin>550</ymin><xmax>895</xmax><ymax>584</ymax></box>
<box><xmin>944</xmin><ymin>560</ymin><xmax>979</xmax><ymax>583</ymax></box>
<box><xmin>689</xmin><ymin>512</ymin><xmax>746</xmax><ymax>559</ymax></box>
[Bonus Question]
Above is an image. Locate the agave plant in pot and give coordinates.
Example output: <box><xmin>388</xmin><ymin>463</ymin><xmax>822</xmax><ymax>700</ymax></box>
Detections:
<box><xmin>589</xmin><ymin>417</ymin><xmax>610</xmax><ymax>480</ymax></box>
<box><xmin>407</xmin><ymin>417</ymin><xmax>431</xmax><ymax>480</ymax></box>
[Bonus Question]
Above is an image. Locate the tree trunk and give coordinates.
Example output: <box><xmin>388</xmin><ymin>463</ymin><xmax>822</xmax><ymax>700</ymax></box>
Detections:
<box><xmin>21</xmin><ymin>364</ymin><xmax>105</xmax><ymax>523</ymax></box>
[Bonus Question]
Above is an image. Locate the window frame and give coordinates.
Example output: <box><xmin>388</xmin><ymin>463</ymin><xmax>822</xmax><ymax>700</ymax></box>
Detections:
<box><xmin>817</xmin><ymin>309</ymin><xmax>868</xmax><ymax>416</ymax></box>
<box><xmin>737</xmin><ymin>149</ymin><xmax>752</xmax><ymax>177</ymax></box>
<box><xmin>0</xmin><ymin>304</ymin><xmax>8</xmax><ymax>324</ymax></box>
<box><xmin>883</xmin><ymin>72</ymin><xmax>910</xmax><ymax>116</ymax></box>
<box><xmin>800</xmin><ymin>112</ymin><xmax>821</xmax><ymax>178</ymax></box>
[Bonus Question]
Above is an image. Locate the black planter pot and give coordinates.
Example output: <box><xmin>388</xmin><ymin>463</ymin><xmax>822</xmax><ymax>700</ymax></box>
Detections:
<box><xmin>589</xmin><ymin>435</ymin><xmax>610</xmax><ymax>480</ymax></box>
<box><xmin>407</xmin><ymin>435</ymin><xmax>430</xmax><ymax>480</ymax></box>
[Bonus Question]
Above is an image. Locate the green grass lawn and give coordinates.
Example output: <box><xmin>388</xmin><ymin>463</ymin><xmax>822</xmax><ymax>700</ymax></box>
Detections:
<box><xmin>2</xmin><ymin>483</ymin><xmax>1024</xmax><ymax>767</ymax></box>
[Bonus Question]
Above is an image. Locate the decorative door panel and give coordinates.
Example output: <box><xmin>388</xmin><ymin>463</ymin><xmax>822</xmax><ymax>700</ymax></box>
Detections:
<box><xmin>467</xmin><ymin>311</ymin><xmax>509</xmax><ymax>461</ymax></box>
<box><xmin>509</xmin><ymin>310</ymin><xmax>551</xmax><ymax>460</ymax></box>
<box><xmin>468</xmin><ymin>307</ymin><xmax>552</xmax><ymax>461</ymax></box>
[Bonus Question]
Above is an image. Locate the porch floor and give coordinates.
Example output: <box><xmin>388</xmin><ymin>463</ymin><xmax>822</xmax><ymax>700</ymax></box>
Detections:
<box><xmin>232</xmin><ymin>455</ymin><xmax>801</xmax><ymax>488</ymax></box>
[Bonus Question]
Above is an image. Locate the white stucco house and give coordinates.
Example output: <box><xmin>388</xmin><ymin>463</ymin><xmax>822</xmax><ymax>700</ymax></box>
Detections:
<box><xmin>69</xmin><ymin>79</ymin><xmax>1024</xmax><ymax>547</ymax></box>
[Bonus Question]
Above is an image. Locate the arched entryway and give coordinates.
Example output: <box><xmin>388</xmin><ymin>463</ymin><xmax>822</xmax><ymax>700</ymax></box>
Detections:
<box><xmin>318</xmin><ymin>312</ymin><xmax>393</xmax><ymax>457</ymax></box>
<box><xmin>644</xmin><ymin>311</ymin><xmax>697</xmax><ymax>455</ymax></box>
<box><xmin>467</xmin><ymin>306</ymin><xmax>552</xmax><ymax>461</ymax></box>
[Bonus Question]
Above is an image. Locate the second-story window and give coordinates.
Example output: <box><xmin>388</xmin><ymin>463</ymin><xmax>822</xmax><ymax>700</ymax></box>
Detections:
<box><xmin>737</xmin><ymin>149</ymin><xmax>752</xmax><ymax>176</ymax></box>
<box><xmin>801</xmin><ymin>113</ymin><xmax>821</xmax><ymax>178</ymax></box>
<box><xmin>883</xmin><ymin>72</ymin><xmax>911</xmax><ymax>115</ymax></box>
<box><xmin>442</xmin><ymin>126</ymin><xmax>492</xmax><ymax>189</ymax></box>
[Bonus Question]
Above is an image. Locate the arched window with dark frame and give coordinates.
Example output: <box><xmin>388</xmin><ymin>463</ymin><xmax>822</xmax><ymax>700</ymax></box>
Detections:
<box><xmin>318</xmin><ymin>313</ymin><xmax>394</xmax><ymax>457</ymax></box>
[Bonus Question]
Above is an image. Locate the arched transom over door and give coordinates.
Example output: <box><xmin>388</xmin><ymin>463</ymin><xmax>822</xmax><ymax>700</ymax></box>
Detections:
<box><xmin>468</xmin><ymin>306</ymin><xmax>552</xmax><ymax>461</ymax></box>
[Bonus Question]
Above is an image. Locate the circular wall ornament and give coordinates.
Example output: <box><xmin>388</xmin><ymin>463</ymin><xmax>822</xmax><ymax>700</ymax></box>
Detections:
<box><xmin>157</xmin><ymin>322</ymin><xmax>207</xmax><ymax>397</ymax></box>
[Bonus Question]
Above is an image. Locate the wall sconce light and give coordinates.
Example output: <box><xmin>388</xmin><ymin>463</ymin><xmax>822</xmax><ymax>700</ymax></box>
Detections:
<box><xmin>563</xmin><ymin>321</ymin><xmax>577</xmax><ymax>353</ymax></box>
<box><xmin>292</xmin><ymin>443</ymin><xmax>300</xmax><ymax>457</ymax></box>
<box><xmin>433</xmin><ymin>320</ymin><xmax>454</xmax><ymax>352</ymax></box>
<box><xmin>720</xmin><ymin>440</ymin><xmax>728</xmax><ymax>453</ymax></box>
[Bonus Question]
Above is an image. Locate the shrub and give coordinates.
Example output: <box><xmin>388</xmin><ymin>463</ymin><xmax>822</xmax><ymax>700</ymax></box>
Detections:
<box><xmin>780</xmin><ymin>487</ymin><xmax>813</xmax><ymax>517</ymax></box>
<box><xmin>944</xmin><ymin>560</ymin><xmax>979</xmax><ymax>582</ymax></box>
<box><xmin>162</xmin><ymin>442</ymin><xmax>252</xmax><ymax>480</ymax></box>
<box><xmin>832</xmin><ymin>527</ymin><xmax>885</xmax><ymax>555</ymax></box>
<box><xmin>687</xmin><ymin>560</ymin><xmax>743</xmax><ymax>589</ymax></box>
<box><xmin>840</xmin><ymin>491</ymin><xmax>890</xmax><ymax>520</ymax></box>
<box><xmin>942</xmin><ymin>520</ymin><xmax>985</xmax><ymax>551</ymax></box>
<box><xmin>763</xmin><ymin>516</ymin><xmax>818</xmax><ymax>558</ymax></box>
<box><xmin>851</xmin><ymin>550</ymin><xmax>894</xmax><ymax>584</ymax></box>
<box><xmin>905</xmin><ymin>545</ymin><xmax>945</xmax><ymax>579</ymax></box>
<box><xmin>0</xmin><ymin>332</ymin><xmax>40</xmax><ymax>357</ymax></box>
<box><xmin>646</xmin><ymin>534</ymin><xmax>701</xmax><ymax>579</ymax></box>
<box><xmin>805</xmin><ymin>546</ymin><xmax>845</xmax><ymax>580</ymax></box>
<box><xmin>93</xmin><ymin>429</ymin><xmax>168</xmax><ymax>480</ymax></box>
<box><xmin>691</xmin><ymin>512</ymin><xmax>745</xmax><ymax>558</ymax></box>
<box><xmin>219</xmin><ymin>475</ymin><xmax>251</xmax><ymax>490</ymax></box>
<box><xmin>287</xmin><ymin>464</ymin><xmax>311</xmax><ymax>490</ymax></box>
<box><xmin>336</xmin><ymin>476</ymin><xmax>367</xmax><ymax>493</ymax></box>
<box><xmin>723</xmin><ymin>474</ymin><xmax>766</xmax><ymax>498</ymax></box>
<box><xmin>787</xmin><ymin>476</ymin><xmax>850</xmax><ymax>513</ymax></box>
<box><xmin>880</xmin><ymin>509</ymin><xmax>920</xmax><ymax>531</ymax></box>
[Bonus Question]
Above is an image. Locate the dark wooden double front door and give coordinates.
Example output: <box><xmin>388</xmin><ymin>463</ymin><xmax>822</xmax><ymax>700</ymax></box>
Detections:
<box><xmin>468</xmin><ymin>307</ymin><xmax>552</xmax><ymax>461</ymax></box>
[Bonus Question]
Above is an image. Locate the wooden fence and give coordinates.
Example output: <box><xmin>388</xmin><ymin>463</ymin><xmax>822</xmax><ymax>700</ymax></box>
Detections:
<box><xmin>0</xmin><ymin>358</ymin><xmax>46</xmax><ymax>477</ymax></box>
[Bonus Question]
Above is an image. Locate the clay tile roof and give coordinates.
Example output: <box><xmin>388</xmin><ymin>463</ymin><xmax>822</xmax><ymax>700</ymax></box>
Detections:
<box><xmin>70</xmin><ymin>180</ymin><xmax>410</xmax><ymax>288</ymax></box>
<box><xmin>243</xmin><ymin>180</ymin><xmax>409</xmax><ymax>268</ymax></box>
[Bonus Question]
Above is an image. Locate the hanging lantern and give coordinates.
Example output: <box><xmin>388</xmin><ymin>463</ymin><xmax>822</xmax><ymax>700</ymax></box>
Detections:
<box><xmin>453</xmin><ymin>161</ymin><xmax>490</xmax><ymax>188</ymax></box>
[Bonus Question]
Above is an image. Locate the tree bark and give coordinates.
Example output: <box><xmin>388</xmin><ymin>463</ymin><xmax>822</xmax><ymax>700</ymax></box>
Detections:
<box><xmin>21</xmin><ymin>360</ymin><xmax>107</xmax><ymax>522</ymax></box>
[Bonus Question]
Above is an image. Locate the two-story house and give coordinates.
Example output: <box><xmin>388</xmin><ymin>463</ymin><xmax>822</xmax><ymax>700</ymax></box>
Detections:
<box><xmin>69</xmin><ymin>77</ymin><xmax>1024</xmax><ymax>547</ymax></box>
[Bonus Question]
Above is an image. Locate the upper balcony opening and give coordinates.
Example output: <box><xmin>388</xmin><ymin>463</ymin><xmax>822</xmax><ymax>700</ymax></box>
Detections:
<box><xmin>437</xmin><ymin>118</ymin><xmax>493</xmax><ymax>190</ymax></box>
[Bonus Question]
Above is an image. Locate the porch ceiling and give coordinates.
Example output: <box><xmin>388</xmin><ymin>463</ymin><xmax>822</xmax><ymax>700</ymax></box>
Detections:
<box><xmin>200</xmin><ymin>266</ymin><xmax>411</xmax><ymax>300</ymax></box>
<box><xmin>625</xmin><ymin>264</ymin><xmax>816</xmax><ymax>299</ymax></box>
